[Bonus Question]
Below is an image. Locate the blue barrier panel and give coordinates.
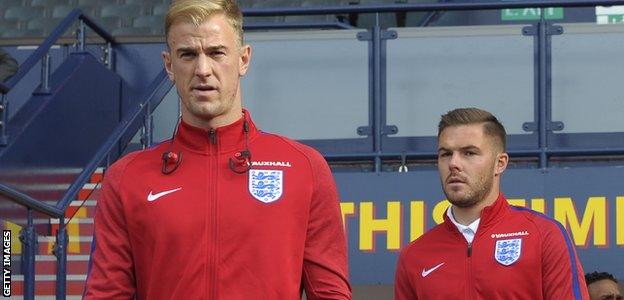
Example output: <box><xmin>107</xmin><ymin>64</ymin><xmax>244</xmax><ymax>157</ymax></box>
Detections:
<box><xmin>335</xmin><ymin>166</ymin><xmax>624</xmax><ymax>284</ymax></box>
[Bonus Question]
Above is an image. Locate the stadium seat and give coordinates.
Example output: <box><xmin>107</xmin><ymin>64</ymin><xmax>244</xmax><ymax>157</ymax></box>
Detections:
<box><xmin>0</xmin><ymin>0</ymin><xmax>26</xmax><ymax>8</ymax></box>
<box><xmin>27</xmin><ymin>18</ymin><xmax>63</xmax><ymax>33</ymax></box>
<box><xmin>284</xmin><ymin>0</ymin><xmax>339</xmax><ymax>23</ymax></box>
<box><xmin>1</xmin><ymin>28</ymin><xmax>44</xmax><ymax>38</ymax></box>
<box><xmin>94</xmin><ymin>16</ymin><xmax>123</xmax><ymax>32</ymax></box>
<box><xmin>123</xmin><ymin>0</ymin><xmax>163</xmax><ymax>4</ymax></box>
<box><xmin>238</xmin><ymin>0</ymin><xmax>255</xmax><ymax>8</ymax></box>
<box><xmin>246</xmin><ymin>0</ymin><xmax>287</xmax><ymax>24</ymax></box>
<box><xmin>0</xmin><ymin>21</ymin><xmax>18</xmax><ymax>34</ymax></box>
<box><xmin>30</xmin><ymin>0</ymin><xmax>69</xmax><ymax>7</ymax></box>
<box><xmin>52</xmin><ymin>5</ymin><xmax>75</xmax><ymax>18</ymax></box>
<box><xmin>255</xmin><ymin>0</ymin><xmax>294</xmax><ymax>8</ymax></box>
<box><xmin>77</xmin><ymin>0</ymin><xmax>102</xmax><ymax>6</ymax></box>
<box><xmin>152</xmin><ymin>3</ymin><xmax>169</xmax><ymax>16</ymax></box>
<box><xmin>112</xmin><ymin>27</ymin><xmax>154</xmax><ymax>37</ymax></box>
<box><xmin>4</xmin><ymin>6</ymin><xmax>44</xmax><ymax>23</ymax></box>
<box><xmin>133</xmin><ymin>15</ymin><xmax>164</xmax><ymax>33</ymax></box>
<box><xmin>100</xmin><ymin>4</ymin><xmax>143</xmax><ymax>19</ymax></box>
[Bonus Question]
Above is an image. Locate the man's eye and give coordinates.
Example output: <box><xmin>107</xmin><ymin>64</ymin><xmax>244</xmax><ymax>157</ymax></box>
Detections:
<box><xmin>464</xmin><ymin>151</ymin><xmax>476</xmax><ymax>156</ymax></box>
<box><xmin>439</xmin><ymin>152</ymin><xmax>450</xmax><ymax>157</ymax></box>
<box><xmin>181</xmin><ymin>52</ymin><xmax>196</xmax><ymax>58</ymax></box>
<box><xmin>212</xmin><ymin>51</ymin><xmax>225</xmax><ymax>56</ymax></box>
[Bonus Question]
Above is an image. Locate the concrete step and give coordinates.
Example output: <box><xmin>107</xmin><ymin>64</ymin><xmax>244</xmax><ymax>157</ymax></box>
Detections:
<box><xmin>10</xmin><ymin>185</ymin><xmax>99</xmax><ymax>202</ymax></box>
<box><xmin>6</xmin><ymin>216</ymin><xmax>96</xmax><ymax>240</ymax></box>
<box><xmin>3</xmin><ymin>169</ymin><xmax>103</xmax><ymax>298</ymax></box>
<box><xmin>1</xmin><ymin>195</ymin><xmax>99</xmax><ymax>232</ymax></box>
<box><xmin>11</xmin><ymin>255</ymin><xmax>91</xmax><ymax>275</ymax></box>
<box><xmin>0</xmin><ymin>168</ymin><xmax>104</xmax><ymax>185</ymax></box>
<box><xmin>12</xmin><ymin>274</ymin><xmax>86</xmax><ymax>296</ymax></box>
<box><xmin>37</xmin><ymin>235</ymin><xmax>93</xmax><ymax>255</ymax></box>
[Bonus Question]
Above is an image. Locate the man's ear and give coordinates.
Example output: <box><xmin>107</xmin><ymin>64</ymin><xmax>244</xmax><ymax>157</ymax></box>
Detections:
<box><xmin>162</xmin><ymin>51</ymin><xmax>174</xmax><ymax>81</ymax></box>
<box><xmin>494</xmin><ymin>152</ymin><xmax>509</xmax><ymax>176</ymax></box>
<box><xmin>238</xmin><ymin>44</ymin><xmax>252</xmax><ymax>77</ymax></box>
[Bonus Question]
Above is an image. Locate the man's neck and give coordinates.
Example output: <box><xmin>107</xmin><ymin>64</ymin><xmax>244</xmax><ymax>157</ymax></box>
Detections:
<box><xmin>183</xmin><ymin>109</ymin><xmax>243</xmax><ymax>130</ymax></box>
<box><xmin>451</xmin><ymin>189</ymin><xmax>500</xmax><ymax>226</ymax></box>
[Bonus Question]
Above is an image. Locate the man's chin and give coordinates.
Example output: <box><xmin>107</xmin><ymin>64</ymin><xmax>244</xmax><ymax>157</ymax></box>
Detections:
<box><xmin>449</xmin><ymin>199</ymin><xmax>478</xmax><ymax>208</ymax></box>
<box><xmin>445</xmin><ymin>192</ymin><xmax>478</xmax><ymax>208</ymax></box>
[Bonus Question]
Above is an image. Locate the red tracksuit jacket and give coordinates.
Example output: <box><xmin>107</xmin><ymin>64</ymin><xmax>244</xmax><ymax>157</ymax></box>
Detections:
<box><xmin>395</xmin><ymin>193</ymin><xmax>589</xmax><ymax>300</ymax></box>
<box><xmin>84</xmin><ymin>110</ymin><xmax>351</xmax><ymax>299</ymax></box>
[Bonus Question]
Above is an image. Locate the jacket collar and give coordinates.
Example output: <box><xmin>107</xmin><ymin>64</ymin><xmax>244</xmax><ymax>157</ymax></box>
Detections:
<box><xmin>444</xmin><ymin>193</ymin><xmax>510</xmax><ymax>234</ymax></box>
<box><xmin>175</xmin><ymin>109</ymin><xmax>260</xmax><ymax>154</ymax></box>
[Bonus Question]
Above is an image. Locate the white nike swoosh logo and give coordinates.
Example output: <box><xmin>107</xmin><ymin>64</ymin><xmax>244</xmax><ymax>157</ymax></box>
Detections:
<box><xmin>147</xmin><ymin>187</ymin><xmax>182</xmax><ymax>202</ymax></box>
<box><xmin>421</xmin><ymin>262</ymin><xmax>444</xmax><ymax>277</ymax></box>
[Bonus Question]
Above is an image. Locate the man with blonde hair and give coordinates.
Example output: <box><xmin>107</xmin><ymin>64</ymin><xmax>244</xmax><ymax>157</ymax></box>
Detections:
<box><xmin>84</xmin><ymin>1</ymin><xmax>351</xmax><ymax>299</ymax></box>
<box><xmin>395</xmin><ymin>107</ymin><xmax>588</xmax><ymax>299</ymax></box>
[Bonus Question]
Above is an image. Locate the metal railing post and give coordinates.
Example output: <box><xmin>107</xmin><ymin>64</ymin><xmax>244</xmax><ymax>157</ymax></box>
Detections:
<box><xmin>36</xmin><ymin>52</ymin><xmax>52</xmax><ymax>94</ymax></box>
<box><xmin>107</xmin><ymin>42</ymin><xmax>114</xmax><ymax>70</ymax></box>
<box><xmin>522</xmin><ymin>12</ymin><xmax>564</xmax><ymax>168</ymax></box>
<box><xmin>141</xmin><ymin>102</ymin><xmax>152</xmax><ymax>149</ymax></box>
<box><xmin>77</xmin><ymin>20</ymin><xmax>86</xmax><ymax>52</ymax></box>
<box><xmin>373</xmin><ymin>16</ymin><xmax>383</xmax><ymax>172</ymax></box>
<box><xmin>54</xmin><ymin>219</ymin><xmax>68</xmax><ymax>300</ymax></box>
<box><xmin>19</xmin><ymin>209</ymin><xmax>37</xmax><ymax>300</ymax></box>
<box><xmin>0</xmin><ymin>93</ymin><xmax>8</xmax><ymax>145</ymax></box>
<box><xmin>356</xmin><ymin>13</ymin><xmax>398</xmax><ymax>172</ymax></box>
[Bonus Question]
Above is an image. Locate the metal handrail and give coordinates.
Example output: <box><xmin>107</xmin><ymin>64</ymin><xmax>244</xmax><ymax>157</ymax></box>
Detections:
<box><xmin>56</xmin><ymin>70</ymin><xmax>173</xmax><ymax>212</ymax></box>
<box><xmin>324</xmin><ymin>148</ymin><xmax>624</xmax><ymax>161</ymax></box>
<box><xmin>242</xmin><ymin>0</ymin><xmax>624</xmax><ymax>16</ymax></box>
<box><xmin>244</xmin><ymin>21</ymin><xmax>356</xmax><ymax>30</ymax></box>
<box><xmin>0</xmin><ymin>9</ymin><xmax>118</xmax><ymax>219</ymax></box>
<box><xmin>0</xmin><ymin>183</ymin><xmax>63</xmax><ymax>217</ymax></box>
<box><xmin>0</xmin><ymin>9</ymin><xmax>115</xmax><ymax>95</ymax></box>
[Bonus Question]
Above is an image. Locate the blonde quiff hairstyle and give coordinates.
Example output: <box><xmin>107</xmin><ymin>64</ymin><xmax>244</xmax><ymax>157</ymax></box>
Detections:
<box><xmin>165</xmin><ymin>0</ymin><xmax>244</xmax><ymax>47</ymax></box>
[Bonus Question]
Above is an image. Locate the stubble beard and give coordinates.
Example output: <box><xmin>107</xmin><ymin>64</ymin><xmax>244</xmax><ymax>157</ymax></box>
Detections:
<box><xmin>443</xmin><ymin>172</ymin><xmax>494</xmax><ymax>208</ymax></box>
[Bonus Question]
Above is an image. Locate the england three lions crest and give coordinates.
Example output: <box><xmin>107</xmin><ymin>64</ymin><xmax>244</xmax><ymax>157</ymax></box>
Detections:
<box><xmin>495</xmin><ymin>238</ymin><xmax>522</xmax><ymax>266</ymax></box>
<box><xmin>249</xmin><ymin>169</ymin><xmax>283</xmax><ymax>203</ymax></box>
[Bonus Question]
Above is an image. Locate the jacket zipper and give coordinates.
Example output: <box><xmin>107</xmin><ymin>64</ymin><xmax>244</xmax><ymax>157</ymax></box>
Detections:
<box><xmin>467</xmin><ymin>242</ymin><xmax>475</xmax><ymax>300</ymax></box>
<box><xmin>209</xmin><ymin>128</ymin><xmax>218</xmax><ymax>299</ymax></box>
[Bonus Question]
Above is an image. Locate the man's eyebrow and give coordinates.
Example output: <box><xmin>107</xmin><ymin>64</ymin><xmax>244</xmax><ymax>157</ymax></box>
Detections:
<box><xmin>206</xmin><ymin>45</ymin><xmax>227</xmax><ymax>51</ymax></box>
<box><xmin>175</xmin><ymin>45</ymin><xmax>228</xmax><ymax>54</ymax></box>
<box><xmin>437</xmin><ymin>145</ymin><xmax>480</xmax><ymax>152</ymax></box>
<box><xmin>175</xmin><ymin>47</ymin><xmax>197</xmax><ymax>54</ymax></box>
<box><xmin>461</xmin><ymin>145</ymin><xmax>480</xmax><ymax>151</ymax></box>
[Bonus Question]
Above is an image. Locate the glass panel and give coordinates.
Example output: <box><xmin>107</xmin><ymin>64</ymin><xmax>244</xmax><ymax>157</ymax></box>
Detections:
<box><xmin>242</xmin><ymin>30</ymin><xmax>369</xmax><ymax>140</ymax></box>
<box><xmin>386</xmin><ymin>25</ymin><xmax>534</xmax><ymax>137</ymax></box>
<box><xmin>552</xmin><ymin>23</ymin><xmax>624</xmax><ymax>133</ymax></box>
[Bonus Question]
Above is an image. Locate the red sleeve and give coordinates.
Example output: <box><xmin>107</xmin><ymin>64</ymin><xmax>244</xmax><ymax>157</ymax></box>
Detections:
<box><xmin>301</xmin><ymin>148</ymin><xmax>352</xmax><ymax>300</ymax></box>
<box><xmin>541</xmin><ymin>222</ymin><xmax>589</xmax><ymax>300</ymax></box>
<box><xmin>395</xmin><ymin>248</ymin><xmax>418</xmax><ymax>300</ymax></box>
<box><xmin>83</xmin><ymin>156</ymin><xmax>137</xmax><ymax>299</ymax></box>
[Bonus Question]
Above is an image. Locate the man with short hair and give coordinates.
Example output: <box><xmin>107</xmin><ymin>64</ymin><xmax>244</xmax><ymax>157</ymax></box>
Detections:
<box><xmin>84</xmin><ymin>0</ymin><xmax>351</xmax><ymax>299</ymax></box>
<box><xmin>586</xmin><ymin>272</ymin><xmax>623</xmax><ymax>300</ymax></box>
<box><xmin>394</xmin><ymin>107</ymin><xmax>589</xmax><ymax>299</ymax></box>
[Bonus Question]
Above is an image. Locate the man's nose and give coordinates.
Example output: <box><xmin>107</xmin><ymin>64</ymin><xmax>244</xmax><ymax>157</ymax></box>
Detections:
<box><xmin>195</xmin><ymin>54</ymin><xmax>213</xmax><ymax>77</ymax></box>
<box><xmin>448</xmin><ymin>152</ymin><xmax>462</xmax><ymax>171</ymax></box>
